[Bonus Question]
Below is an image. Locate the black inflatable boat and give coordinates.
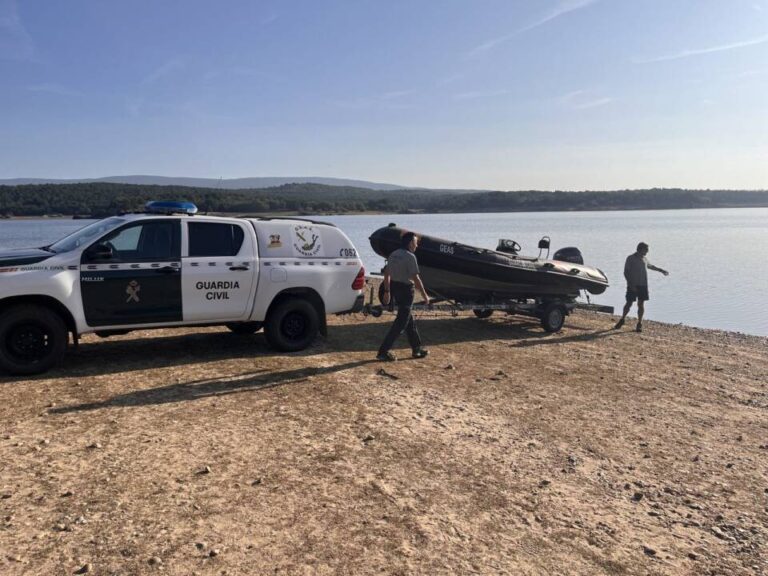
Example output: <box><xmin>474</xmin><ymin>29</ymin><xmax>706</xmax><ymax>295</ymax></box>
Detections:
<box><xmin>369</xmin><ymin>224</ymin><xmax>608</xmax><ymax>302</ymax></box>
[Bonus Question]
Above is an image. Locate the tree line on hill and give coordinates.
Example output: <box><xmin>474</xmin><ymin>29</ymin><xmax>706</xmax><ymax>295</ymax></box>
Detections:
<box><xmin>1</xmin><ymin>182</ymin><xmax>767</xmax><ymax>217</ymax></box>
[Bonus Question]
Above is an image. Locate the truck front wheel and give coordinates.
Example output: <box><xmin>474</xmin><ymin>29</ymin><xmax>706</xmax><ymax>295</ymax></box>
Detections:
<box><xmin>0</xmin><ymin>305</ymin><xmax>68</xmax><ymax>375</ymax></box>
<box><xmin>264</xmin><ymin>298</ymin><xmax>319</xmax><ymax>352</ymax></box>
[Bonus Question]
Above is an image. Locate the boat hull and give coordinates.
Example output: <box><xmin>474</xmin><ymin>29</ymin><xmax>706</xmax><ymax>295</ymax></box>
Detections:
<box><xmin>369</xmin><ymin>225</ymin><xmax>608</xmax><ymax>302</ymax></box>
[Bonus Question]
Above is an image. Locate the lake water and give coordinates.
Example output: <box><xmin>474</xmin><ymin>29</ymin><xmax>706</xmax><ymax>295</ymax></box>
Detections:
<box><xmin>1</xmin><ymin>208</ymin><xmax>767</xmax><ymax>337</ymax></box>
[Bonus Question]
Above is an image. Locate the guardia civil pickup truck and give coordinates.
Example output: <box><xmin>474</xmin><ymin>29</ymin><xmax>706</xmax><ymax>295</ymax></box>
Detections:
<box><xmin>0</xmin><ymin>201</ymin><xmax>366</xmax><ymax>375</ymax></box>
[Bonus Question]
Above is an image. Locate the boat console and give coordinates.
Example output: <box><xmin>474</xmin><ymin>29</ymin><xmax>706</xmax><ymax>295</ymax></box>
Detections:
<box><xmin>496</xmin><ymin>239</ymin><xmax>521</xmax><ymax>254</ymax></box>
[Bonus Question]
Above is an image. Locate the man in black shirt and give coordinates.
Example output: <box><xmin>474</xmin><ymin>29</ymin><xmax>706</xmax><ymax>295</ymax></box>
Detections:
<box><xmin>614</xmin><ymin>242</ymin><xmax>669</xmax><ymax>332</ymax></box>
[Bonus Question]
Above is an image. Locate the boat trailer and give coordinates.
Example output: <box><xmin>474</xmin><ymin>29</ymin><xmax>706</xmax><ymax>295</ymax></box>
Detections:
<box><xmin>362</xmin><ymin>277</ymin><xmax>613</xmax><ymax>333</ymax></box>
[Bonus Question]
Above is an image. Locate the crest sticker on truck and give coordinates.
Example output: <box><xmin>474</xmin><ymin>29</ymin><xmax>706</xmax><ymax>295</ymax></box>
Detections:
<box><xmin>125</xmin><ymin>280</ymin><xmax>141</xmax><ymax>303</ymax></box>
<box><xmin>292</xmin><ymin>225</ymin><xmax>322</xmax><ymax>257</ymax></box>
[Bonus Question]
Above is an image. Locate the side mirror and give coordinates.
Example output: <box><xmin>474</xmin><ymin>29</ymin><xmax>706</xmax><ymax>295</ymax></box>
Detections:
<box><xmin>87</xmin><ymin>243</ymin><xmax>113</xmax><ymax>260</ymax></box>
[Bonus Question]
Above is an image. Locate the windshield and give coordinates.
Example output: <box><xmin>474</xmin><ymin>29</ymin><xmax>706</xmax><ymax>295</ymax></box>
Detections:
<box><xmin>48</xmin><ymin>217</ymin><xmax>127</xmax><ymax>253</ymax></box>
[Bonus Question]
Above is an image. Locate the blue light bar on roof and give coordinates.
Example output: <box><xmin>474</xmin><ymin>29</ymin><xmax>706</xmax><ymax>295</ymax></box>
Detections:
<box><xmin>145</xmin><ymin>200</ymin><xmax>198</xmax><ymax>215</ymax></box>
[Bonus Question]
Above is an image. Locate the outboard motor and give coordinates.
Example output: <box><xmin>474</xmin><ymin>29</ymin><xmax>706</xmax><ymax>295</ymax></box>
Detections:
<box><xmin>553</xmin><ymin>246</ymin><xmax>584</xmax><ymax>265</ymax></box>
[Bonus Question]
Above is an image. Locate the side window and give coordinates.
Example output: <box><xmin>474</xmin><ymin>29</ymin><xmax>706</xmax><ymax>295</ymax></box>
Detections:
<box><xmin>188</xmin><ymin>223</ymin><xmax>245</xmax><ymax>257</ymax></box>
<box><xmin>136</xmin><ymin>221</ymin><xmax>180</xmax><ymax>260</ymax></box>
<box><xmin>87</xmin><ymin>220</ymin><xmax>180</xmax><ymax>262</ymax></box>
<box><xmin>110</xmin><ymin>226</ymin><xmax>141</xmax><ymax>251</ymax></box>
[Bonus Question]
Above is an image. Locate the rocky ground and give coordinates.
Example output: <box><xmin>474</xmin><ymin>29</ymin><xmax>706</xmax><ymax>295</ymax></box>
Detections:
<box><xmin>1</xmin><ymin>303</ymin><xmax>767</xmax><ymax>575</ymax></box>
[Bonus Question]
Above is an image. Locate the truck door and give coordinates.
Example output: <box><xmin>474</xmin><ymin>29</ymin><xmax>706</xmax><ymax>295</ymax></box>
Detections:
<box><xmin>80</xmin><ymin>220</ymin><xmax>182</xmax><ymax>326</ymax></box>
<box><xmin>181</xmin><ymin>221</ymin><xmax>257</xmax><ymax>322</ymax></box>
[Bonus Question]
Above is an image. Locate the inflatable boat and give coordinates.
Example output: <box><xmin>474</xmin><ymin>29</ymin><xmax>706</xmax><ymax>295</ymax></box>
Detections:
<box><xmin>369</xmin><ymin>224</ymin><xmax>608</xmax><ymax>303</ymax></box>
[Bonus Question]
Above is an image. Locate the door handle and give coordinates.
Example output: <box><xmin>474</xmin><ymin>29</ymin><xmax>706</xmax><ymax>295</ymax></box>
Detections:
<box><xmin>229</xmin><ymin>266</ymin><xmax>250</xmax><ymax>271</ymax></box>
<box><xmin>157</xmin><ymin>266</ymin><xmax>179</xmax><ymax>274</ymax></box>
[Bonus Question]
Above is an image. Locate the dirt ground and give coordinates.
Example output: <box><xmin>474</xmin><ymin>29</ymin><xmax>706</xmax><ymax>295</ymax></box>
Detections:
<box><xmin>1</xmin><ymin>301</ymin><xmax>767</xmax><ymax>575</ymax></box>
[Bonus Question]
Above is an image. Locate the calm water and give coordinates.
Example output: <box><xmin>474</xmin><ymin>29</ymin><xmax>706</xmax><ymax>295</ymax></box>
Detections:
<box><xmin>2</xmin><ymin>209</ymin><xmax>767</xmax><ymax>336</ymax></box>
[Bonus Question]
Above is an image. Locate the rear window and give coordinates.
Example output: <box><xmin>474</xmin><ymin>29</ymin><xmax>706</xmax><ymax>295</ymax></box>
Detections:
<box><xmin>188</xmin><ymin>223</ymin><xmax>244</xmax><ymax>257</ymax></box>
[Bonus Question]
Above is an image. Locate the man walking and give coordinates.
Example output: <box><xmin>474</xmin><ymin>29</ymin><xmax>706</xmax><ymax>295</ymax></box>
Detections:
<box><xmin>377</xmin><ymin>231</ymin><xmax>430</xmax><ymax>361</ymax></box>
<box><xmin>614</xmin><ymin>242</ymin><xmax>669</xmax><ymax>332</ymax></box>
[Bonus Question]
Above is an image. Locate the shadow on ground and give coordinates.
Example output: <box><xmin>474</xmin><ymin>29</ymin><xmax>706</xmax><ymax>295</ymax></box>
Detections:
<box><xmin>0</xmin><ymin>314</ymin><xmax>622</xmax><ymax>382</ymax></box>
<box><xmin>49</xmin><ymin>359</ymin><xmax>375</xmax><ymax>413</ymax></box>
<box><xmin>509</xmin><ymin>327</ymin><xmax>632</xmax><ymax>348</ymax></box>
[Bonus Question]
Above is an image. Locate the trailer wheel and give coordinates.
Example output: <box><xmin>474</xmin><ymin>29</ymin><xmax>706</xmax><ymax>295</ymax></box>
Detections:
<box><xmin>0</xmin><ymin>305</ymin><xmax>68</xmax><ymax>375</ymax></box>
<box><xmin>473</xmin><ymin>309</ymin><xmax>493</xmax><ymax>319</ymax></box>
<box><xmin>540</xmin><ymin>303</ymin><xmax>566</xmax><ymax>333</ymax></box>
<box><xmin>226</xmin><ymin>322</ymin><xmax>263</xmax><ymax>335</ymax></box>
<box><xmin>264</xmin><ymin>298</ymin><xmax>319</xmax><ymax>352</ymax></box>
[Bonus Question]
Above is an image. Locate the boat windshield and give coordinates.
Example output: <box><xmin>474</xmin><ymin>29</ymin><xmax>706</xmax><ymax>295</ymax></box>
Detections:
<box><xmin>47</xmin><ymin>217</ymin><xmax>126</xmax><ymax>253</ymax></box>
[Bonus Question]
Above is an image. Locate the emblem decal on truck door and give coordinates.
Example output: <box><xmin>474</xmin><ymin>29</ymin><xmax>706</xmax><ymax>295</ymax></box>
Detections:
<box><xmin>125</xmin><ymin>280</ymin><xmax>141</xmax><ymax>303</ymax></box>
<box><xmin>293</xmin><ymin>225</ymin><xmax>322</xmax><ymax>257</ymax></box>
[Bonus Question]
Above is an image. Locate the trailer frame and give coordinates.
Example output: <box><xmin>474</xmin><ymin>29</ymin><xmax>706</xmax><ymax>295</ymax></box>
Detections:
<box><xmin>362</xmin><ymin>277</ymin><xmax>613</xmax><ymax>333</ymax></box>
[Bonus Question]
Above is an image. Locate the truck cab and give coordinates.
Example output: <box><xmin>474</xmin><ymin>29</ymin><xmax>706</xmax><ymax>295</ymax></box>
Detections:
<box><xmin>0</xmin><ymin>201</ymin><xmax>365</xmax><ymax>375</ymax></box>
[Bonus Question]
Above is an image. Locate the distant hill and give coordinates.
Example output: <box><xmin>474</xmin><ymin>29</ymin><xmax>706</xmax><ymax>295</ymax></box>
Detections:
<box><xmin>2</xmin><ymin>181</ymin><xmax>767</xmax><ymax>218</ymax></box>
<box><xmin>0</xmin><ymin>175</ymin><xmax>409</xmax><ymax>191</ymax></box>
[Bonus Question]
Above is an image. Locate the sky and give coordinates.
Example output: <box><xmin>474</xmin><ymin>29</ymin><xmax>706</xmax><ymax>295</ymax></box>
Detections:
<box><xmin>1</xmin><ymin>0</ymin><xmax>767</xmax><ymax>190</ymax></box>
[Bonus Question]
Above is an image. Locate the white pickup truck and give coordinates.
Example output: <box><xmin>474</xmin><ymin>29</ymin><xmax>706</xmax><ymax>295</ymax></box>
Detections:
<box><xmin>0</xmin><ymin>201</ymin><xmax>365</xmax><ymax>375</ymax></box>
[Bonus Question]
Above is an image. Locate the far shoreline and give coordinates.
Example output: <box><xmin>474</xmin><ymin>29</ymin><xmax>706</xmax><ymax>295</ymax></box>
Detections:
<box><xmin>3</xmin><ymin>203</ymin><xmax>768</xmax><ymax>221</ymax></box>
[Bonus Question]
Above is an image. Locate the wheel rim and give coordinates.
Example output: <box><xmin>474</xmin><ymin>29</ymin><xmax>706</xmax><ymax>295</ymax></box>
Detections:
<box><xmin>282</xmin><ymin>312</ymin><xmax>307</xmax><ymax>341</ymax></box>
<box><xmin>548</xmin><ymin>309</ymin><xmax>563</xmax><ymax>327</ymax></box>
<box><xmin>7</xmin><ymin>322</ymin><xmax>52</xmax><ymax>363</ymax></box>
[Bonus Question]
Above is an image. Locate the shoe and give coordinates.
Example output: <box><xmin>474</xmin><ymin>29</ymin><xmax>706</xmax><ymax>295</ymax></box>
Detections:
<box><xmin>635</xmin><ymin>323</ymin><xmax>642</xmax><ymax>333</ymax></box>
<box><xmin>614</xmin><ymin>318</ymin><xmax>625</xmax><ymax>329</ymax></box>
<box><xmin>376</xmin><ymin>352</ymin><xmax>397</xmax><ymax>362</ymax></box>
<box><xmin>412</xmin><ymin>348</ymin><xmax>429</xmax><ymax>359</ymax></box>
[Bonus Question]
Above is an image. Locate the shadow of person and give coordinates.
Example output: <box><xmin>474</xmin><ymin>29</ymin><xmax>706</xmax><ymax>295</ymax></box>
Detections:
<box><xmin>49</xmin><ymin>359</ymin><xmax>375</xmax><ymax>414</ymax></box>
<box><xmin>322</xmin><ymin>315</ymin><xmax>554</xmax><ymax>354</ymax></box>
<box><xmin>509</xmin><ymin>327</ymin><xmax>627</xmax><ymax>348</ymax></box>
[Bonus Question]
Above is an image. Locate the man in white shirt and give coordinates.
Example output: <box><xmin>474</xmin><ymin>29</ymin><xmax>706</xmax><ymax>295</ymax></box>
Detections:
<box><xmin>377</xmin><ymin>232</ymin><xmax>430</xmax><ymax>361</ymax></box>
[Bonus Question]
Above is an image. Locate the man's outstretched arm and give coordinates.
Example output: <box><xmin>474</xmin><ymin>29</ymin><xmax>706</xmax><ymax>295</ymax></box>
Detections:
<box><xmin>648</xmin><ymin>263</ymin><xmax>669</xmax><ymax>276</ymax></box>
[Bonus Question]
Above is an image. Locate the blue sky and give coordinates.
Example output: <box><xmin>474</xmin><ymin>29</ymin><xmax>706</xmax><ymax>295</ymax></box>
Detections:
<box><xmin>1</xmin><ymin>0</ymin><xmax>766</xmax><ymax>190</ymax></box>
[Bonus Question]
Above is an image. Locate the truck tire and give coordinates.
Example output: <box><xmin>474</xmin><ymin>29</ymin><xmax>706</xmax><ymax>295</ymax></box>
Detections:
<box><xmin>0</xmin><ymin>305</ymin><xmax>68</xmax><ymax>375</ymax></box>
<box><xmin>264</xmin><ymin>298</ymin><xmax>319</xmax><ymax>352</ymax></box>
<box><xmin>473</xmin><ymin>309</ymin><xmax>493</xmax><ymax>319</ymax></box>
<box><xmin>540</xmin><ymin>302</ymin><xmax>566</xmax><ymax>333</ymax></box>
<box><xmin>226</xmin><ymin>322</ymin><xmax>263</xmax><ymax>335</ymax></box>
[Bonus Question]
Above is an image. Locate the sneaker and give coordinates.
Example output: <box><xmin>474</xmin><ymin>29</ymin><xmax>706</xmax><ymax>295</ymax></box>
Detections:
<box><xmin>376</xmin><ymin>351</ymin><xmax>397</xmax><ymax>362</ymax></box>
<box><xmin>635</xmin><ymin>323</ymin><xmax>642</xmax><ymax>333</ymax></box>
<box><xmin>412</xmin><ymin>348</ymin><xmax>429</xmax><ymax>359</ymax></box>
<box><xmin>614</xmin><ymin>318</ymin><xmax>625</xmax><ymax>329</ymax></box>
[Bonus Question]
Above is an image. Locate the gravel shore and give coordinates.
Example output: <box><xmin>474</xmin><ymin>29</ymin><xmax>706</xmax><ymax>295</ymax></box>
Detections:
<box><xmin>1</xmin><ymin>306</ymin><xmax>766</xmax><ymax>575</ymax></box>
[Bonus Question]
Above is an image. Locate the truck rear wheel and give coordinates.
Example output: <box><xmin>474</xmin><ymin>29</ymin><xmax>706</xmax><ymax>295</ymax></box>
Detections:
<box><xmin>540</xmin><ymin>302</ymin><xmax>566</xmax><ymax>333</ymax></box>
<box><xmin>264</xmin><ymin>299</ymin><xmax>319</xmax><ymax>352</ymax></box>
<box><xmin>0</xmin><ymin>305</ymin><xmax>68</xmax><ymax>375</ymax></box>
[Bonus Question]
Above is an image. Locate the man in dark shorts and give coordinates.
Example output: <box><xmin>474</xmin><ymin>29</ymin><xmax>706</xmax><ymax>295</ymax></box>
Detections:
<box><xmin>377</xmin><ymin>231</ymin><xmax>430</xmax><ymax>361</ymax></box>
<box><xmin>614</xmin><ymin>242</ymin><xmax>669</xmax><ymax>332</ymax></box>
